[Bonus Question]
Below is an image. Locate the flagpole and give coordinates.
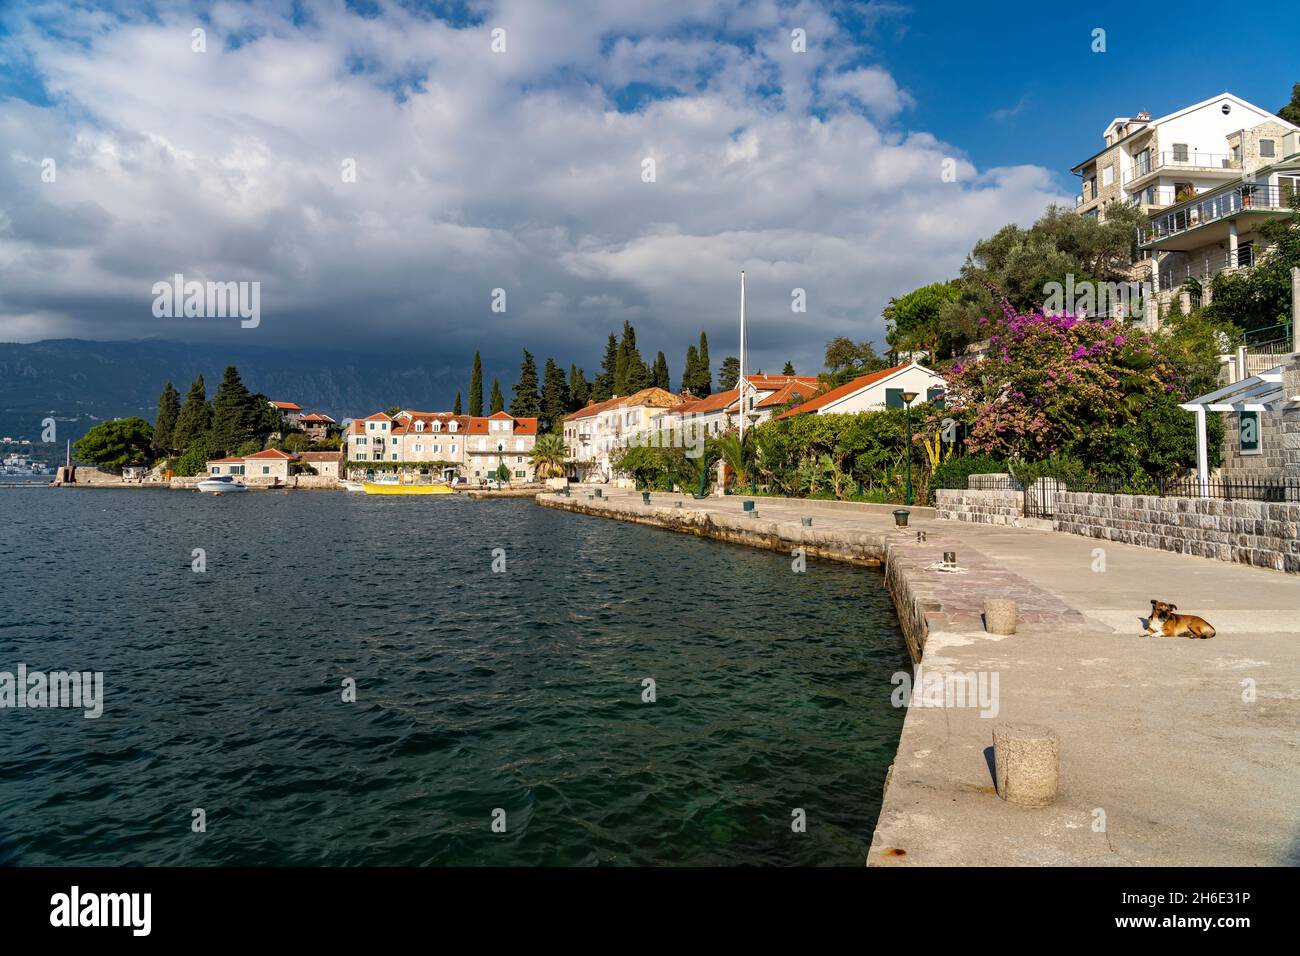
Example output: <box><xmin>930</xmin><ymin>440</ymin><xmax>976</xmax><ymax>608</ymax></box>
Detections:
<box><xmin>738</xmin><ymin>270</ymin><xmax>746</xmax><ymax>442</ymax></box>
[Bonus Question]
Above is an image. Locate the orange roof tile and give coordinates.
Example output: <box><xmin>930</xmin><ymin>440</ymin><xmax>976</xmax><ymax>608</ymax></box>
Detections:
<box><xmin>564</xmin><ymin>387</ymin><xmax>684</xmax><ymax>421</ymax></box>
<box><xmin>244</xmin><ymin>448</ymin><xmax>294</xmax><ymax>459</ymax></box>
<box><xmin>270</xmin><ymin>401</ymin><xmax>302</xmax><ymax>411</ymax></box>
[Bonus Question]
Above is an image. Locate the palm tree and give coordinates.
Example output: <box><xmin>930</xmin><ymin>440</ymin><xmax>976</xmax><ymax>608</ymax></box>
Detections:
<box><xmin>530</xmin><ymin>432</ymin><xmax>567</xmax><ymax>478</ymax></box>
<box><xmin>714</xmin><ymin>432</ymin><xmax>754</xmax><ymax>489</ymax></box>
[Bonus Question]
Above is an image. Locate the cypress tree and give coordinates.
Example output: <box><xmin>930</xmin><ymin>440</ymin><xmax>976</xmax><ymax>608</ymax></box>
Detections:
<box><xmin>152</xmin><ymin>382</ymin><xmax>180</xmax><ymax>455</ymax></box>
<box><xmin>683</xmin><ymin>345</ymin><xmax>699</xmax><ymax>395</ymax></box>
<box><xmin>652</xmin><ymin>351</ymin><xmax>670</xmax><ymax>391</ymax></box>
<box><xmin>510</xmin><ymin>351</ymin><xmax>539</xmax><ymax>417</ymax></box>
<box><xmin>453</xmin><ymin>392</ymin><xmax>463</xmax><ymax>415</ymax></box>
<box><xmin>568</xmin><ymin>366</ymin><xmax>590</xmax><ymax>411</ymax></box>
<box><xmin>782</xmin><ymin>360</ymin><xmax>796</xmax><ymax>375</ymax></box>
<box><xmin>490</xmin><ymin>377</ymin><xmax>505</xmax><ymax>414</ymax></box>
<box><xmin>697</xmin><ymin>332</ymin><xmax>712</xmax><ymax>396</ymax></box>
<box><xmin>593</xmin><ymin>333</ymin><xmax>618</xmax><ymax>401</ymax></box>
<box><xmin>172</xmin><ymin>374</ymin><xmax>211</xmax><ymax>453</ymax></box>
<box><xmin>540</xmin><ymin>358</ymin><xmax>568</xmax><ymax>433</ymax></box>
<box><xmin>469</xmin><ymin>352</ymin><xmax>484</xmax><ymax>417</ymax></box>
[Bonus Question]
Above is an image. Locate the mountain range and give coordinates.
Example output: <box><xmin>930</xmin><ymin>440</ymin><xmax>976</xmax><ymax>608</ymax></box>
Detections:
<box><xmin>0</xmin><ymin>339</ymin><xmax>466</xmax><ymax>444</ymax></box>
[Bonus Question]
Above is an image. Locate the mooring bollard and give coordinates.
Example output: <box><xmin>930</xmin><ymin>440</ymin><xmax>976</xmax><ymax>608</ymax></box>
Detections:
<box><xmin>642</xmin><ymin>491</ymin><xmax>651</xmax><ymax>505</ymax></box>
<box><xmin>742</xmin><ymin>500</ymin><xmax>755</xmax><ymax>512</ymax></box>
<box><xmin>892</xmin><ymin>509</ymin><xmax>910</xmax><ymax>528</ymax></box>
<box><xmin>993</xmin><ymin>723</ymin><xmax>1060</xmax><ymax>807</ymax></box>
<box><xmin>984</xmin><ymin>598</ymin><xmax>1017</xmax><ymax>635</ymax></box>
<box><xmin>595</xmin><ymin>488</ymin><xmax>602</xmax><ymax>498</ymax></box>
<box><xmin>801</xmin><ymin>516</ymin><xmax>813</xmax><ymax>527</ymax></box>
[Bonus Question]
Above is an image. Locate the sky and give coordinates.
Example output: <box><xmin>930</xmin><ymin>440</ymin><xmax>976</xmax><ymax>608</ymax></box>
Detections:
<box><xmin>1</xmin><ymin>0</ymin><xmax>1296</xmax><ymax>390</ymax></box>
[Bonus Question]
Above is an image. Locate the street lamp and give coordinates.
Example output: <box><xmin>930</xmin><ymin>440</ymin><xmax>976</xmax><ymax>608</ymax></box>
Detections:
<box><xmin>902</xmin><ymin>391</ymin><xmax>919</xmax><ymax>506</ymax></box>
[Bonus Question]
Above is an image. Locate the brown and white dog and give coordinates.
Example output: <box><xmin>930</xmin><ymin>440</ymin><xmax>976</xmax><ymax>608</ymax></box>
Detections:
<box><xmin>1145</xmin><ymin>600</ymin><xmax>1216</xmax><ymax>639</ymax></box>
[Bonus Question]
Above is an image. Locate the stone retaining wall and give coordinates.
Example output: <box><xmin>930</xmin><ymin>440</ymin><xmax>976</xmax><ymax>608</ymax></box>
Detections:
<box><xmin>934</xmin><ymin>488</ymin><xmax>1023</xmax><ymax>525</ymax></box>
<box><xmin>1053</xmin><ymin>492</ymin><xmax>1300</xmax><ymax>573</ymax></box>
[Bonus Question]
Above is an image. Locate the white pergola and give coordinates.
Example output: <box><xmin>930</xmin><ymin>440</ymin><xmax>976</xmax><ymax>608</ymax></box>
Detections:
<box><xmin>1179</xmin><ymin>365</ymin><xmax>1288</xmax><ymax>495</ymax></box>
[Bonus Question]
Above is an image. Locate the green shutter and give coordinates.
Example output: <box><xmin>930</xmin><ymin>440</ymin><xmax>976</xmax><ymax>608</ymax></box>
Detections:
<box><xmin>885</xmin><ymin>388</ymin><xmax>904</xmax><ymax>409</ymax></box>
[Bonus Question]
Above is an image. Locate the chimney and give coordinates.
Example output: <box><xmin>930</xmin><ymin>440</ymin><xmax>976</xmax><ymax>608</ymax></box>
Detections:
<box><xmin>1136</xmin><ymin>111</ymin><xmax>1151</xmax><ymax>121</ymax></box>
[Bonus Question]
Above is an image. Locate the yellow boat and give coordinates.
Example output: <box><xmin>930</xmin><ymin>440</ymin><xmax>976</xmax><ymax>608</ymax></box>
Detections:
<box><xmin>362</xmin><ymin>476</ymin><xmax>454</xmax><ymax>495</ymax></box>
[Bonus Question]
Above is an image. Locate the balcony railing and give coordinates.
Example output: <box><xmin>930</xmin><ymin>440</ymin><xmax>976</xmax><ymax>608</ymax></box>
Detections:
<box><xmin>1138</xmin><ymin>185</ymin><xmax>1290</xmax><ymax>245</ymax></box>
<box><xmin>1157</xmin><ymin>247</ymin><xmax>1260</xmax><ymax>291</ymax></box>
<box><xmin>1125</xmin><ymin>151</ymin><xmax>1238</xmax><ymax>184</ymax></box>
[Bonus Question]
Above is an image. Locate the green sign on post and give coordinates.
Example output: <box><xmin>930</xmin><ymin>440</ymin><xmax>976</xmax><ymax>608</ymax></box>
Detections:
<box><xmin>1239</xmin><ymin>411</ymin><xmax>1260</xmax><ymax>454</ymax></box>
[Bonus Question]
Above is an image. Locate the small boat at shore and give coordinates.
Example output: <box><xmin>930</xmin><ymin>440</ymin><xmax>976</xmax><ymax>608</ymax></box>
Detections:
<box><xmin>362</xmin><ymin>475</ymin><xmax>454</xmax><ymax>495</ymax></box>
<box><xmin>198</xmin><ymin>476</ymin><xmax>249</xmax><ymax>494</ymax></box>
<box><xmin>341</xmin><ymin>480</ymin><xmax>365</xmax><ymax>492</ymax></box>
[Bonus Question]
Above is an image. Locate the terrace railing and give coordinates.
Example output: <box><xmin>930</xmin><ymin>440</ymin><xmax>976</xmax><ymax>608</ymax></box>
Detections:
<box><xmin>1138</xmin><ymin>185</ymin><xmax>1289</xmax><ymax>245</ymax></box>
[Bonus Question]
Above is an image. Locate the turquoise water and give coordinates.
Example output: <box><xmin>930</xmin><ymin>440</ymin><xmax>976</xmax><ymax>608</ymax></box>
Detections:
<box><xmin>0</xmin><ymin>490</ymin><xmax>906</xmax><ymax>865</ymax></box>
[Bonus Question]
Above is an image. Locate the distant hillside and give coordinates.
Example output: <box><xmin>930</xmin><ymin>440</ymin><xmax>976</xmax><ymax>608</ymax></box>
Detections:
<box><xmin>0</xmin><ymin>339</ymin><xmax>462</xmax><ymax>444</ymax></box>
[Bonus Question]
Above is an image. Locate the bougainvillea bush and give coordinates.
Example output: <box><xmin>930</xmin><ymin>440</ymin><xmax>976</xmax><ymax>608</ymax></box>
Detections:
<box><xmin>938</xmin><ymin>300</ymin><xmax>1221</xmax><ymax>487</ymax></box>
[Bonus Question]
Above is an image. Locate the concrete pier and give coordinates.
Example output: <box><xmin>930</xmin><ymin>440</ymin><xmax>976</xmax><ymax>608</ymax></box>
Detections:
<box><xmin>537</xmin><ymin>487</ymin><xmax>1300</xmax><ymax>866</ymax></box>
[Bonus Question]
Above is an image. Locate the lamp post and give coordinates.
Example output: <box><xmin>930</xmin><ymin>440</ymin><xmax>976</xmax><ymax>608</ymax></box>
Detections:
<box><xmin>902</xmin><ymin>391</ymin><xmax>919</xmax><ymax>506</ymax></box>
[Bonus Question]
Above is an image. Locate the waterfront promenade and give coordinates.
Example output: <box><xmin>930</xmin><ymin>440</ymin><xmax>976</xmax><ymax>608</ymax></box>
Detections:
<box><xmin>538</xmin><ymin>487</ymin><xmax>1300</xmax><ymax>866</ymax></box>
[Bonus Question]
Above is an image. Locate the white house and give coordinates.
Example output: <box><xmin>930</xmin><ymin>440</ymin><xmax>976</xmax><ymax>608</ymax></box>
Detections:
<box><xmin>776</xmin><ymin>362</ymin><xmax>945</xmax><ymax>419</ymax></box>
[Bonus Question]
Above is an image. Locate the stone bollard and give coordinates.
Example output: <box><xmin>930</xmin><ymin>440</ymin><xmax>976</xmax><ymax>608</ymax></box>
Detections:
<box><xmin>992</xmin><ymin>723</ymin><xmax>1060</xmax><ymax>807</ymax></box>
<box><xmin>984</xmin><ymin>598</ymin><xmax>1017</xmax><ymax>635</ymax></box>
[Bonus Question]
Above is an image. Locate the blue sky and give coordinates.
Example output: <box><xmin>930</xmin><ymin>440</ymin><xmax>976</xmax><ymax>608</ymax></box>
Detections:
<box><xmin>874</xmin><ymin>0</ymin><xmax>1297</xmax><ymax>189</ymax></box>
<box><xmin>0</xmin><ymin>0</ymin><xmax>1295</xmax><ymax>383</ymax></box>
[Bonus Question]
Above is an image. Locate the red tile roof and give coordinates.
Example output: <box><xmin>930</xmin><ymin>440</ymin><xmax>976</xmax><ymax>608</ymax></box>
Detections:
<box><xmin>270</xmin><ymin>401</ymin><xmax>302</xmax><ymax>411</ymax></box>
<box><xmin>244</xmin><ymin>448</ymin><xmax>294</xmax><ymax>459</ymax></box>
<box><xmin>756</xmin><ymin>380</ymin><xmax>817</xmax><ymax>408</ymax></box>
<box><xmin>298</xmin><ymin>413</ymin><xmax>335</xmax><ymax>424</ymax></box>
<box><xmin>776</xmin><ymin>363</ymin><xmax>912</xmax><ymax>420</ymax></box>
<box><xmin>564</xmin><ymin>387</ymin><xmax>684</xmax><ymax>421</ymax></box>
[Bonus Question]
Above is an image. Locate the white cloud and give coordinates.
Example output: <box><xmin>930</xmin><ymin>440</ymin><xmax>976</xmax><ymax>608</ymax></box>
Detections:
<box><xmin>0</xmin><ymin>0</ymin><xmax>1069</xmax><ymax>378</ymax></box>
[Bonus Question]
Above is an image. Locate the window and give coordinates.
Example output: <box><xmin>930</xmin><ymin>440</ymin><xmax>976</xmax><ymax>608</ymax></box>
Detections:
<box><xmin>432</xmin><ymin>444</ymin><xmax>440</xmax><ymax>454</ymax></box>
<box><xmin>1102</xmin><ymin>165</ymin><xmax>1114</xmax><ymax>187</ymax></box>
<box><xmin>357</xmin><ymin>436</ymin><xmax>367</xmax><ymax>445</ymax></box>
<box><xmin>885</xmin><ymin>388</ymin><xmax>905</xmax><ymax>409</ymax></box>
<box><xmin>262</xmin><ymin>466</ymin><xmax>270</xmax><ymax>474</ymax></box>
<box><xmin>1260</xmin><ymin>139</ymin><xmax>1275</xmax><ymax>158</ymax></box>
<box><xmin>414</xmin><ymin>444</ymin><xmax>423</xmax><ymax>453</ymax></box>
<box><xmin>515</xmin><ymin>470</ymin><xmax>526</xmax><ymax>478</ymax></box>
<box><xmin>449</xmin><ymin>421</ymin><xmax>458</xmax><ymax>432</ymax></box>
<box><xmin>432</xmin><ymin>421</ymin><xmax>441</xmax><ymax>432</ymax></box>
<box><xmin>516</xmin><ymin>456</ymin><xmax>523</xmax><ymax>463</ymax></box>
<box><xmin>415</xmin><ymin>420</ymin><xmax>424</xmax><ymax>432</ymax></box>
<box><xmin>1172</xmin><ymin>143</ymin><xmax>1189</xmax><ymax>163</ymax></box>
<box><xmin>211</xmin><ymin>467</ymin><xmax>219</xmax><ymax>474</ymax></box>
<box><xmin>391</xmin><ymin>437</ymin><xmax>398</xmax><ymax>445</ymax></box>
<box><xmin>368</xmin><ymin>422</ymin><xmax>375</xmax><ymax>431</ymax></box>
<box><xmin>450</xmin><ymin>444</ymin><xmax>457</xmax><ymax>455</ymax></box>
<box><xmin>391</xmin><ymin>453</ymin><xmax>398</xmax><ymax>461</ymax></box>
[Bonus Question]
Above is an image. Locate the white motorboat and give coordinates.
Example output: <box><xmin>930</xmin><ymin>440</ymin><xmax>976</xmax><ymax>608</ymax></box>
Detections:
<box><xmin>341</xmin><ymin>480</ymin><xmax>365</xmax><ymax>492</ymax></box>
<box><xmin>197</xmin><ymin>476</ymin><xmax>249</xmax><ymax>494</ymax></box>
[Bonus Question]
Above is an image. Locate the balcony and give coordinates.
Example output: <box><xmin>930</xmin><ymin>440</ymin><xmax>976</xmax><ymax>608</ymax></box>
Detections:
<box><xmin>1123</xmin><ymin>151</ymin><xmax>1239</xmax><ymax>190</ymax></box>
<box><xmin>1157</xmin><ymin>246</ymin><xmax>1259</xmax><ymax>292</ymax></box>
<box><xmin>1138</xmin><ymin>184</ymin><xmax>1292</xmax><ymax>249</ymax></box>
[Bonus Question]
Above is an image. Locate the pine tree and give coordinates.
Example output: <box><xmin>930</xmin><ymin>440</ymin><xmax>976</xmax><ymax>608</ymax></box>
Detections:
<box><xmin>172</xmin><ymin>374</ymin><xmax>211</xmax><ymax>453</ymax></box>
<box><xmin>152</xmin><ymin>382</ymin><xmax>180</xmax><ymax>455</ymax></box>
<box><xmin>696</xmin><ymin>332</ymin><xmax>712</xmax><ymax>396</ymax></box>
<box><xmin>593</xmin><ymin>333</ymin><xmax>618</xmax><ymax>401</ymax></box>
<box><xmin>683</xmin><ymin>345</ymin><xmax>700</xmax><ymax>395</ymax></box>
<box><xmin>469</xmin><ymin>352</ymin><xmax>484</xmax><ymax>417</ymax></box>
<box><xmin>568</xmin><ymin>365</ymin><xmax>590</xmax><ymax>410</ymax></box>
<box><xmin>782</xmin><ymin>360</ymin><xmax>796</xmax><ymax>375</ymax></box>
<box><xmin>209</xmin><ymin>366</ymin><xmax>258</xmax><ymax>457</ymax></box>
<box><xmin>718</xmin><ymin>356</ymin><xmax>741</xmax><ymax>391</ymax></box>
<box><xmin>453</xmin><ymin>392</ymin><xmax>463</xmax><ymax>415</ymax></box>
<box><xmin>490</xmin><ymin>377</ymin><xmax>505</xmax><ymax>414</ymax></box>
<box><xmin>652</xmin><ymin>351</ymin><xmax>670</xmax><ymax>390</ymax></box>
<box><xmin>540</xmin><ymin>358</ymin><xmax>568</xmax><ymax>433</ymax></box>
<box><xmin>510</xmin><ymin>352</ymin><xmax>539</xmax><ymax>417</ymax></box>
